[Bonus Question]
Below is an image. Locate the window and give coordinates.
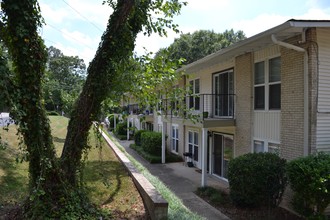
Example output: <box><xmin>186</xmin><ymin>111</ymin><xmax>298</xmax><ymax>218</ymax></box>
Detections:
<box><xmin>171</xmin><ymin>126</ymin><xmax>179</xmax><ymax>153</ymax></box>
<box><xmin>268</xmin><ymin>142</ymin><xmax>280</xmax><ymax>155</ymax></box>
<box><xmin>254</xmin><ymin>140</ymin><xmax>264</xmax><ymax>153</ymax></box>
<box><xmin>189</xmin><ymin>79</ymin><xmax>200</xmax><ymax>110</ymax></box>
<box><xmin>188</xmin><ymin>131</ymin><xmax>199</xmax><ymax>161</ymax></box>
<box><xmin>254</xmin><ymin>57</ymin><xmax>281</xmax><ymax>110</ymax></box>
<box><xmin>254</xmin><ymin>139</ymin><xmax>280</xmax><ymax>155</ymax></box>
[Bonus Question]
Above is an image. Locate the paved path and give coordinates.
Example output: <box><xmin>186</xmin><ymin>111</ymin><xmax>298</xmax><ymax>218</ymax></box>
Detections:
<box><xmin>117</xmin><ymin>139</ymin><xmax>230</xmax><ymax>220</ymax></box>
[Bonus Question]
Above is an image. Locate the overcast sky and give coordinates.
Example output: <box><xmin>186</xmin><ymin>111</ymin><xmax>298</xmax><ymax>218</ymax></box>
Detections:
<box><xmin>38</xmin><ymin>0</ymin><xmax>330</xmax><ymax>66</ymax></box>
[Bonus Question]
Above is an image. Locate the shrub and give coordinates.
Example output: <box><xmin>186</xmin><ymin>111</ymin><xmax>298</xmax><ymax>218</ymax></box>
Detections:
<box><xmin>141</xmin><ymin>131</ymin><xmax>162</xmax><ymax>156</ymax></box>
<box><xmin>134</xmin><ymin>130</ymin><xmax>147</xmax><ymax>146</ymax></box>
<box><xmin>286</xmin><ymin>152</ymin><xmax>330</xmax><ymax>219</ymax></box>
<box><xmin>114</xmin><ymin>121</ymin><xmax>127</xmax><ymax>136</ymax></box>
<box><xmin>228</xmin><ymin>152</ymin><xmax>287</xmax><ymax>208</ymax></box>
<box><xmin>47</xmin><ymin>111</ymin><xmax>60</xmax><ymax>116</ymax></box>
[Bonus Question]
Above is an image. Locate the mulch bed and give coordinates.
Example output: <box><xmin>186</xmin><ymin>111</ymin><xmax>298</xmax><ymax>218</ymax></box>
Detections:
<box><xmin>196</xmin><ymin>190</ymin><xmax>304</xmax><ymax>220</ymax></box>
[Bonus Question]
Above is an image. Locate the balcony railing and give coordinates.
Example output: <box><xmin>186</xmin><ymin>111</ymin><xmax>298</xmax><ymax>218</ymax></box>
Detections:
<box><xmin>127</xmin><ymin>104</ymin><xmax>153</xmax><ymax>115</ymax></box>
<box><xmin>160</xmin><ymin>94</ymin><xmax>235</xmax><ymax>120</ymax></box>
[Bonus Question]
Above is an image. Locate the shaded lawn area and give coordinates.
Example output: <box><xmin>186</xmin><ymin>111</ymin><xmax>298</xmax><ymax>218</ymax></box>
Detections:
<box><xmin>0</xmin><ymin>116</ymin><xmax>146</xmax><ymax>219</ymax></box>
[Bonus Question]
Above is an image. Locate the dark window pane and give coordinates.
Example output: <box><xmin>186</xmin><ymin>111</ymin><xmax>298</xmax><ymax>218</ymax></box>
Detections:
<box><xmin>195</xmin><ymin>79</ymin><xmax>200</xmax><ymax>94</ymax></box>
<box><xmin>269</xmin><ymin>57</ymin><xmax>281</xmax><ymax>82</ymax></box>
<box><xmin>194</xmin><ymin>146</ymin><xmax>198</xmax><ymax>161</ymax></box>
<box><xmin>195</xmin><ymin>96</ymin><xmax>200</xmax><ymax>110</ymax></box>
<box><xmin>254</xmin><ymin>86</ymin><xmax>265</xmax><ymax>109</ymax></box>
<box><xmin>269</xmin><ymin>84</ymin><xmax>281</xmax><ymax>109</ymax></box>
<box><xmin>254</xmin><ymin>61</ymin><xmax>265</xmax><ymax>84</ymax></box>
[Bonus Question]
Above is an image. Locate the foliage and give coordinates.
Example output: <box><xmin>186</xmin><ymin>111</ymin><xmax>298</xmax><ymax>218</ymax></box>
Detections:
<box><xmin>47</xmin><ymin>111</ymin><xmax>60</xmax><ymax>116</ymax></box>
<box><xmin>114</xmin><ymin>121</ymin><xmax>127</xmax><ymax>136</ymax></box>
<box><xmin>196</xmin><ymin>187</ymin><xmax>228</xmax><ymax>205</ymax></box>
<box><xmin>44</xmin><ymin>46</ymin><xmax>86</xmax><ymax>115</ymax></box>
<box><xmin>286</xmin><ymin>152</ymin><xmax>330</xmax><ymax>219</ymax></box>
<box><xmin>228</xmin><ymin>153</ymin><xmax>287</xmax><ymax>208</ymax></box>
<box><xmin>141</xmin><ymin>131</ymin><xmax>162</xmax><ymax>155</ymax></box>
<box><xmin>134</xmin><ymin>129</ymin><xmax>147</xmax><ymax>146</ymax></box>
<box><xmin>156</xmin><ymin>29</ymin><xmax>246</xmax><ymax>65</ymax></box>
<box><xmin>130</xmin><ymin>143</ymin><xmax>182</xmax><ymax>163</ymax></box>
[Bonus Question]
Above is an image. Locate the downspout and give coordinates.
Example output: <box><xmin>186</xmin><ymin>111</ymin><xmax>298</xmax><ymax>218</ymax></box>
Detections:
<box><xmin>271</xmin><ymin>34</ymin><xmax>309</xmax><ymax>156</ymax></box>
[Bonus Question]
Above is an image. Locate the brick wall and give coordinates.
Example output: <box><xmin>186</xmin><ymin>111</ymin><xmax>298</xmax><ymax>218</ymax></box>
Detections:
<box><xmin>234</xmin><ymin>53</ymin><xmax>253</xmax><ymax>157</ymax></box>
<box><xmin>280</xmin><ymin>37</ymin><xmax>305</xmax><ymax>160</ymax></box>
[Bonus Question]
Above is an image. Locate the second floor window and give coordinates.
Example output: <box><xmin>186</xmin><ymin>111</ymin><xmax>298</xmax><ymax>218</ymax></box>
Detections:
<box><xmin>189</xmin><ymin>78</ymin><xmax>200</xmax><ymax>110</ymax></box>
<box><xmin>254</xmin><ymin>57</ymin><xmax>281</xmax><ymax>110</ymax></box>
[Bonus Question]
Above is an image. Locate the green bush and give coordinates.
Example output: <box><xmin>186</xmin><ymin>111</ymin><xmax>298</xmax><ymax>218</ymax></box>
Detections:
<box><xmin>141</xmin><ymin>131</ymin><xmax>162</xmax><ymax>156</ymax></box>
<box><xmin>134</xmin><ymin>130</ymin><xmax>147</xmax><ymax>146</ymax></box>
<box><xmin>47</xmin><ymin>111</ymin><xmax>60</xmax><ymax>116</ymax></box>
<box><xmin>228</xmin><ymin>152</ymin><xmax>287</xmax><ymax>208</ymax></box>
<box><xmin>114</xmin><ymin>121</ymin><xmax>127</xmax><ymax>136</ymax></box>
<box><xmin>130</xmin><ymin>144</ymin><xmax>183</xmax><ymax>164</ymax></box>
<box><xmin>286</xmin><ymin>152</ymin><xmax>330</xmax><ymax>219</ymax></box>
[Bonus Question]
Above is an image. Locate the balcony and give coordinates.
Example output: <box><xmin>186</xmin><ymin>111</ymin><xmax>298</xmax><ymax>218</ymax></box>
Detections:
<box><xmin>127</xmin><ymin>104</ymin><xmax>153</xmax><ymax>115</ymax></box>
<box><xmin>160</xmin><ymin>94</ymin><xmax>235</xmax><ymax>127</ymax></box>
<box><xmin>127</xmin><ymin>104</ymin><xmax>154</xmax><ymax>122</ymax></box>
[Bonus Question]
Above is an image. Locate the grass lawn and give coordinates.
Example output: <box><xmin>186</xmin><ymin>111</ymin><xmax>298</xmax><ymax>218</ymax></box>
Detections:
<box><xmin>0</xmin><ymin>116</ymin><xmax>146</xmax><ymax>219</ymax></box>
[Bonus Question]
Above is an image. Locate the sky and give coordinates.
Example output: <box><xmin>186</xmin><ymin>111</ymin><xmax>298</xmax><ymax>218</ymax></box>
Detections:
<box><xmin>38</xmin><ymin>0</ymin><xmax>330</xmax><ymax>66</ymax></box>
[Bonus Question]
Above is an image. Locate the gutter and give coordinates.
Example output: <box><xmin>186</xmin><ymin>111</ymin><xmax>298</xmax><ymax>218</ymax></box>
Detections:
<box><xmin>271</xmin><ymin>34</ymin><xmax>309</xmax><ymax>156</ymax></box>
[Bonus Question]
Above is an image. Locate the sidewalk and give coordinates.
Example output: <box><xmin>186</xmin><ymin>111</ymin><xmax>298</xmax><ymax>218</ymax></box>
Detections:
<box><xmin>117</xmin><ymin>139</ymin><xmax>230</xmax><ymax>220</ymax></box>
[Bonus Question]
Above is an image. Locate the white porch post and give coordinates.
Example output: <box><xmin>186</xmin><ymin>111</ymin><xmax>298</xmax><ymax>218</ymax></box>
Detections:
<box><xmin>127</xmin><ymin>117</ymin><xmax>130</xmax><ymax>140</ymax></box>
<box><xmin>201</xmin><ymin>128</ymin><xmax>208</xmax><ymax>187</ymax></box>
<box><xmin>162</xmin><ymin>121</ymin><xmax>167</xmax><ymax>164</ymax></box>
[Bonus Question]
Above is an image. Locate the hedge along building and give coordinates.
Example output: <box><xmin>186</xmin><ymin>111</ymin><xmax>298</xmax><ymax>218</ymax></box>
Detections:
<box><xmin>150</xmin><ymin>19</ymin><xmax>330</xmax><ymax>188</ymax></box>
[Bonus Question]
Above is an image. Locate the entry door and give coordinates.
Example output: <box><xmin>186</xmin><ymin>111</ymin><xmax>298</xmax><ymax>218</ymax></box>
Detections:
<box><xmin>213</xmin><ymin>133</ymin><xmax>233</xmax><ymax>179</ymax></box>
<box><xmin>214</xmin><ymin>71</ymin><xmax>234</xmax><ymax>117</ymax></box>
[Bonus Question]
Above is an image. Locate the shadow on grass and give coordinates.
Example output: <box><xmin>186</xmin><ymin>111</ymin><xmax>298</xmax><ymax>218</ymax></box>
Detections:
<box><xmin>0</xmin><ymin>148</ymin><xmax>28</xmax><ymax>205</ymax></box>
<box><xmin>83</xmin><ymin>160</ymin><xmax>124</xmax><ymax>205</ymax></box>
<box><xmin>53</xmin><ymin>136</ymin><xmax>66</xmax><ymax>143</ymax></box>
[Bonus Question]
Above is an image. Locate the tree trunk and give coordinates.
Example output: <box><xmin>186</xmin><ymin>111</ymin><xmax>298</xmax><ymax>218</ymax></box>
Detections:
<box><xmin>60</xmin><ymin>0</ymin><xmax>137</xmax><ymax>186</ymax></box>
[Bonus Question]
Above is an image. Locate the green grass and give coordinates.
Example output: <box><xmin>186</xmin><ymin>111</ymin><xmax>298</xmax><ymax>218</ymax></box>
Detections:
<box><xmin>0</xmin><ymin>116</ymin><xmax>145</xmax><ymax>218</ymax></box>
<box><xmin>106</xmin><ymin>132</ymin><xmax>204</xmax><ymax>220</ymax></box>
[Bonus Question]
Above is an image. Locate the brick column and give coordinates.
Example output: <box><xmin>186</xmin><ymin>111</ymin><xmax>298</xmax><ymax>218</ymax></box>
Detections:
<box><xmin>234</xmin><ymin>53</ymin><xmax>253</xmax><ymax>157</ymax></box>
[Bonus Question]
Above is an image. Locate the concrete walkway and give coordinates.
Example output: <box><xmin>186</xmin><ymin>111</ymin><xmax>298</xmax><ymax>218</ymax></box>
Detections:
<box><xmin>116</xmin><ymin>139</ymin><xmax>230</xmax><ymax>220</ymax></box>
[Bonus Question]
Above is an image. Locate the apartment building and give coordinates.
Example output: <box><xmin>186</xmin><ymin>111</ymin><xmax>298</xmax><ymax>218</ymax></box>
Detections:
<box><xmin>126</xmin><ymin>20</ymin><xmax>330</xmax><ymax>186</ymax></box>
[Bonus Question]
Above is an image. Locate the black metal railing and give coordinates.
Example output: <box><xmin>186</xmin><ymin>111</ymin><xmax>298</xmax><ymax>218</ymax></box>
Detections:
<box><xmin>160</xmin><ymin>94</ymin><xmax>235</xmax><ymax>120</ymax></box>
<box><xmin>127</xmin><ymin>104</ymin><xmax>153</xmax><ymax>115</ymax></box>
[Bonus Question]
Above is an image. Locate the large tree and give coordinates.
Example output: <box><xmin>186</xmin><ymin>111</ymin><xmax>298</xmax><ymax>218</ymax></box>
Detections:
<box><xmin>157</xmin><ymin>29</ymin><xmax>246</xmax><ymax>64</ymax></box>
<box><xmin>0</xmin><ymin>0</ymin><xmax>186</xmax><ymax>218</ymax></box>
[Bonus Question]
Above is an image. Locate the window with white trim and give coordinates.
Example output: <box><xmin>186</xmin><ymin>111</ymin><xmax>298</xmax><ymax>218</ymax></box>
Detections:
<box><xmin>253</xmin><ymin>140</ymin><xmax>280</xmax><ymax>155</ymax></box>
<box><xmin>254</xmin><ymin>57</ymin><xmax>281</xmax><ymax>110</ymax></box>
<box><xmin>188</xmin><ymin>131</ymin><xmax>199</xmax><ymax>161</ymax></box>
<box><xmin>171</xmin><ymin>125</ymin><xmax>179</xmax><ymax>153</ymax></box>
<box><xmin>189</xmin><ymin>79</ymin><xmax>200</xmax><ymax>110</ymax></box>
